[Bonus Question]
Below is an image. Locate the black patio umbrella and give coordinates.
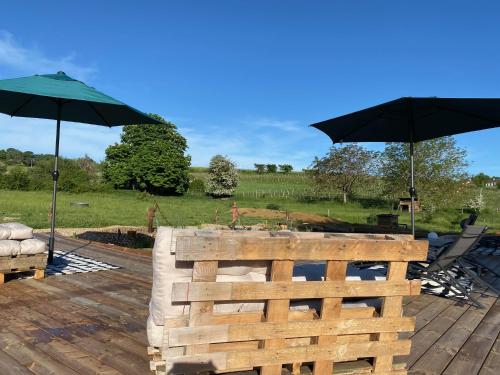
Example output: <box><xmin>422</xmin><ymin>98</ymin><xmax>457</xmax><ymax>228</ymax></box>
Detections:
<box><xmin>311</xmin><ymin>97</ymin><xmax>500</xmax><ymax>236</ymax></box>
<box><xmin>0</xmin><ymin>71</ymin><xmax>162</xmax><ymax>263</ymax></box>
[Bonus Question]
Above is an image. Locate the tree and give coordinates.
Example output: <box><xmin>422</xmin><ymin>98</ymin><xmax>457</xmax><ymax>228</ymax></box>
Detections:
<box><xmin>102</xmin><ymin>114</ymin><xmax>191</xmax><ymax>195</ymax></box>
<box><xmin>311</xmin><ymin>144</ymin><xmax>378</xmax><ymax>204</ymax></box>
<box><xmin>254</xmin><ymin>164</ymin><xmax>265</xmax><ymax>174</ymax></box>
<box><xmin>471</xmin><ymin>172</ymin><xmax>491</xmax><ymax>187</ymax></box>
<box><xmin>380</xmin><ymin>137</ymin><xmax>468</xmax><ymax>212</ymax></box>
<box><xmin>266</xmin><ymin>164</ymin><xmax>277</xmax><ymax>173</ymax></box>
<box><xmin>279</xmin><ymin>164</ymin><xmax>293</xmax><ymax>173</ymax></box>
<box><xmin>205</xmin><ymin>155</ymin><xmax>239</xmax><ymax>197</ymax></box>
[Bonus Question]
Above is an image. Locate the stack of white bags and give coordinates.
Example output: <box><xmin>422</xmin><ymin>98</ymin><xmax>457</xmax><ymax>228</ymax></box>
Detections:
<box><xmin>0</xmin><ymin>222</ymin><xmax>46</xmax><ymax>256</ymax></box>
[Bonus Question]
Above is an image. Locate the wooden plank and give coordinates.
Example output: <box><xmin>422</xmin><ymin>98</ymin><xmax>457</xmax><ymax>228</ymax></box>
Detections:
<box><xmin>171</xmin><ymin>280</ymin><xmax>421</xmax><ymax>301</ymax></box>
<box><xmin>0</xmin><ymin>349</ymin><xmax>36</xmax><ymax>375</ymax></box>
<box><xmin>165</xmin><ymin>307</ymin><xmax>375</xmax><ymax>328</ymax></box>
<box><xmin>168</xmin><ymin>317</ymin><xmax>415</xmax><ymax>346</ymax></box>
<box><xmin>479</xmin><ymin>333</ymin><xmax>500</xmax><ymax>375</ymax></box>
<box><xmin>0</xmin><ymin>254</ymin><xmax>47</xmax><ymax>272</ymax></box>
<box><xmin>410</xmin><ymin>295</ymin><xmax>496</xmax><ymax>374</ymax></box>
<box><xmin>373</xmin><ymin>262</ymin><xmax>409</xmax><ymax>373</ymax></box>
<box><xmin>261</xmin><ymin>260</ymin><xmax>294</xmax><ymax>375</ymax></box>
<box><xmin>175</xmin><ymin>236</ymin><xmax>428</xmax><ymax>261</ymax></box>
<box><xmin>313</xmin><ymin>260</ymin><xmax>347</xmax><ymax>375</ymax></box>
<box><xmin>186</xmin><ymin>260</ymin><xmax>218</xmax><ymax>356</ymax></box>
<box><xmin>443</xmin><ymin>298</ymin><xmax>500</xmax><ymax>375</ymax></box>
<box><xmin>164</xmin><ymin>340</ymin><xmax>413</xmax><ymax>373</ymax></box>
<box><xmin>404</xmin><ymin>299</ymin><xmax>470</xmax><ymax>367</ymax></box>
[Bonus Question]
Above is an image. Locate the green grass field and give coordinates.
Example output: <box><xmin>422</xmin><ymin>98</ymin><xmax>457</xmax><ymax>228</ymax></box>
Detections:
<box><xmin>1</xmin><ymin>173</ymin><xmax>498</xmax><ymax>234</ymax></box>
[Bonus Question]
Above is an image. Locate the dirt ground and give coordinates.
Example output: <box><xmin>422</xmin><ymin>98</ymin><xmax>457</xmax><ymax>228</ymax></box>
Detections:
<box><xmin>238</xmin><ymin>207</ymin><xmax>343</xmax><ymax>225</ymax></box>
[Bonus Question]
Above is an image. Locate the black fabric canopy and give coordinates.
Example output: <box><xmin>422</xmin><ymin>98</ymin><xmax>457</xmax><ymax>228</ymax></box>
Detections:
<box><xmin>311</xmin><ymin>97</ymin><xmax>500</xmax><ymax>143</ymax></box>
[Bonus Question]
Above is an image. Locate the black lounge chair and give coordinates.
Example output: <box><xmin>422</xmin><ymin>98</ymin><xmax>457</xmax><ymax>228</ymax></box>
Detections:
<box><xmin>409</xmin><ymin>225</ymin><xmax>499</xmax><ymax>308</ymax></box>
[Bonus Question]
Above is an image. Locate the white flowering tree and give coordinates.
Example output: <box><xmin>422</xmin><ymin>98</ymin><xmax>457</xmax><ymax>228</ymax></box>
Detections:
<box><xmin>205</xmin><ymin>155</ymin><xmax>239</xmax><ymax>197</ymax></box>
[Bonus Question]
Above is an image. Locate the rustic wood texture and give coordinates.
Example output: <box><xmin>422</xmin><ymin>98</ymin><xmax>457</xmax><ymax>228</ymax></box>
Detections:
<box><xmin>0</xmin><ymin>233</ymin><xmax>496</xmax><ymax>375</ymax></box>
<box><xmin>175</xmin><ymin>236</ymin><xmax>428</xmax><ymax>261</ymax></box>
<box><xmin>0</xmin><ymin>254</ymin><xmax>47</xmax><ymax>272</ymax></box>
<box><xmin>171</xmin><ymin>279</ymin><xmax>421</xmax><ymax>301</ymax></box>
<box><xmin>161</xmin><ymin>231</ymin><xmax>429</xmax><ymax>374</ymax></box>
<box><xmin>313</xmin><ymin>260</ymin><xmax>347</xmax><ymax>375</ymax></box>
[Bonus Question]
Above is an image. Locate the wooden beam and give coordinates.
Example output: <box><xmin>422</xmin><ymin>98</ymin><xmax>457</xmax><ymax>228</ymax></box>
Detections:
<box><xmin>313</xmin><ymin>261</ymin><xmax>347</xmax><ymax>375</ymax></box>
<box><xmin>373</xmin><ymin>262</ymin><xmax>409</xmax><ymax>373</ymax></box>
<box><xmin>168</xmin><ymin>317</ymin><xmax>415</xmax><ymax>346</ymax></box>
<box><xmin>261</xmin><ymin>260</ymin><xmax>294</xmax><ymax>375</ymax></box>
<box><xmin>164</xmin><ymin>340</ymin><xmax>412</xmax><ymax>373</ymax></box>
<box><xmin>175</xmin><ymin>236</ymin><xmax>428</xmax><ymax>262</ymax></box>
<box><xmin>171</xmin><ymin>280</ymin><xmax>422</xmax><ymax>302</ymax></box>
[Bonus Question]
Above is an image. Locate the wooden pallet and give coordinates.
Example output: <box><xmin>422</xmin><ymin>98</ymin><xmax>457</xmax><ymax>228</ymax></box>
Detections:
<box><xmin>149</xmin><ymin>231</ymin><xmax>428</xmax><ymax>375</ymax></box>
<box><xmin>0</xmin><ymin>253</ymin><xmax>47</xmax><ymax>284</ymax></box>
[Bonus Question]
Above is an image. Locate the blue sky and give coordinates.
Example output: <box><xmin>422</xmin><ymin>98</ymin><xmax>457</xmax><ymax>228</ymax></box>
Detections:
<box><xmin>1</xmin><ymin>1</ymin><xmax>500</xmax><ymax>175</ymax></box>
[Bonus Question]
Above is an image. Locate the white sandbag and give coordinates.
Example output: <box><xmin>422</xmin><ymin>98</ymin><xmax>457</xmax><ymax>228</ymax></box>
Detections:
<box><xmin>0</xmin><ymin>240</ymin><xmax>21</xmax><ymax>256</ymax></box>
<box><xmin>0</xmin><ymin>226</ymin><xmax>11</xmax><ymax>240</ymax></box>
<box><xmin>0</xmin><ymin>222</ymin><xmax>33</xmax><ymax>240</ymax></box>
<box><xmin>20</xmin><ymin>238</ymin><xmax>46</xmax><ymax>255</ymax></box>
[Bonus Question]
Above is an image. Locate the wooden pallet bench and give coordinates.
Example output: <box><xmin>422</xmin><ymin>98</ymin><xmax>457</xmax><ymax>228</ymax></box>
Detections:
<box><xmin>0</xmin><ymin>253</ymin><xmax>47</xmax><ymax>284</ymax></box>
<box><xmin>148</xmin><ymin>231</ymin><xmax>428</xmax><ymax>375</ymax></box>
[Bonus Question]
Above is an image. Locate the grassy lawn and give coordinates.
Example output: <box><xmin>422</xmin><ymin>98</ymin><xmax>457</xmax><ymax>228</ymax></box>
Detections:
<box><xmin>1</xmin><ymin>183</ymin><xmax>498</xmax><ymax>234</ymax></box>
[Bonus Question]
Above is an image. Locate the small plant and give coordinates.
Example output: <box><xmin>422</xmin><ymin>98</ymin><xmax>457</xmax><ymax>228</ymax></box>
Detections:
<box><xmin>366</xmin><ymin>214</ymin><xmax>377</xmax><ymax>225</ymax></box>
<box><xmin>266</xmin><ymin>203</ymin><xmax>281</xmax><ymax>210</ymax></box>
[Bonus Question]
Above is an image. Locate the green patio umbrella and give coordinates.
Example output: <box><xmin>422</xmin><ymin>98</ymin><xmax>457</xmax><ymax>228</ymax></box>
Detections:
<box><xmin>0</xmin><ymin>71</ymin><xmax>162</xmax><ymax>263</ymax></box>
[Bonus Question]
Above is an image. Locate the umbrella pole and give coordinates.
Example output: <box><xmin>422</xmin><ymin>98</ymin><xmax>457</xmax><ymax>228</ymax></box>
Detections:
<box><xmin>48</xmin><ymin>101</ymin><xmax>62</xmax><ymax>264</ymax></box>
<box><xmin>409</xmin><ymin>139</ymin><xmax>416</xmax><ymax>237</ymax></box>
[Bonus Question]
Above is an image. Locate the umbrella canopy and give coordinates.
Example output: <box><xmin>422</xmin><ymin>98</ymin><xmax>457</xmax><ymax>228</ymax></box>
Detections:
<box><xmin>0</xmin><ymin>71</ymin><xmax>159</xmax><ymax>126</ymax></box>
<box><xmin>0</xmin><ymin>71</ymin><xmax>162</xmax><ymax>262</ymax></box>
<box><xmin>312</xmin><ymin>97</ymin><xmax>500</xmax><ymax>143</ymax></box>
<box><xmin>311</xmin><ymin>97</ymin><xmax>500</xmax><ymax>236</ymax></box>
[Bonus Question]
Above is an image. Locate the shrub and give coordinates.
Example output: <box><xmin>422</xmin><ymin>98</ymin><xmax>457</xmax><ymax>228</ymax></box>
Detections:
<box><xmin>266</xmin><ymin>203</ymin><xmax>281</xmax><ymax>210</ymax></box>
<box><xmin>205</xmin><ymin>155</ymin><xmax>239</xmax><ymax>197</ymax></box>
<box><xmin>1</xmin><ymin>166</ymin><xmax>30</xmax><ymax>190</ymax></box>
<box><xmin>189</xmin><ymin>177</ymin><xmax>205</xmax><ymax>193</ymax></box>
<box><xmin>30</xmin><ymin>158</ymin><xmax>94</xmax><ymax>193</ymax></box>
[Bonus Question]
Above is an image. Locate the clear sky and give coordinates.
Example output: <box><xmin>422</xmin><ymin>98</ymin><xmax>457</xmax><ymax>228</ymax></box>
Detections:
<box><xmin>1</xmin><ymin>1</ymin><xmax>500</xmax><ymax>175</ymax></box>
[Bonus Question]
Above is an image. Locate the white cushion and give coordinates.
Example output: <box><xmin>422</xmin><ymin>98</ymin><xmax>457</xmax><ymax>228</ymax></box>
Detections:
<box><xmin>0</xmin><ymin>240</ymin><xmax>21</xmax><ymax>256</ymax></box>
<box><xmin>20</xmin><ymin>238</ymin><xmax>46</xmax><ymax>255</ymax></box>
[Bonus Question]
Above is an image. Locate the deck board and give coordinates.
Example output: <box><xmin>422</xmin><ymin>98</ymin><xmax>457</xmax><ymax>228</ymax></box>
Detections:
<box><xmin>0</xmin><ymin>234</ymin><xmax>497</xmax><ymax>375</ymax></box>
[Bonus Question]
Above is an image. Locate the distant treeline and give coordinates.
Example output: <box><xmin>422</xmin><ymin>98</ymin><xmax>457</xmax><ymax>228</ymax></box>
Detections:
<box><xmin>0</xmin><ymin>148</ymin><xmax>106</xmax><ymax>193</ymax></box>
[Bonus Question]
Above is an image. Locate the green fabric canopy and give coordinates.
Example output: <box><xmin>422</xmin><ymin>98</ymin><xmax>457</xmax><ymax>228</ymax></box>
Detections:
<box><xmin>0</xmin><ymin>71</ymin><xmax>160</xmax><ymax>126</ymax></box>
<box><xmin>0</xmin><ymin>71</ymin><xmax>162</xmax><ymax>263</ymax></box>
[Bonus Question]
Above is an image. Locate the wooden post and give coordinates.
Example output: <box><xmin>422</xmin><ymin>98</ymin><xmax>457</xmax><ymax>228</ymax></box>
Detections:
<box><xmin>313</xmin><ymin>261</ymin><xmax>348</xmax><ymax>375</ymax></box>
<box><xmin>261</xmin><ymin>260</ymin><xmax>294</xmax><ymax>375</ymax></box>
<box><xmin>373</xmin><ymin>261</ymin><xmax>408</xmax><ymax>372</ymax></box>
<box><xmin>147</xmin><ymin>206</ymin><xmax>155</xmax><ymax>233</ymax></box>
<box><xmin>186</xmin><ymin>260</ymin><xmax>218</xmax><ymax>355</ymax></box>
<box><xmin>34</xmin><ymin>269</ymin><xmax>45</xmax><ymax>280</ymax></box>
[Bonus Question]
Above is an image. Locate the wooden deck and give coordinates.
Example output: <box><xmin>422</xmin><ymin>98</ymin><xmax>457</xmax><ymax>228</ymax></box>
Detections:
<box><xmin>0</xmin><ymin>235</ymin><xmax>498</xmax><ymax>375</ymax></box>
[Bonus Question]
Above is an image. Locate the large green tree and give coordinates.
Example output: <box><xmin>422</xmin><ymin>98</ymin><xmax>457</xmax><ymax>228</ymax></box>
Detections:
<box><xmin>311</xmin><ymin>144</ymin><xmax>379</xmax><ymax>204</ymax></box>
<box><xmin>103</xmin><ymin>114</ymin><xmax>190</xmax><ymax>195</ymax></box>
<box><xmin>380</xmin><ymin>137</ymin><xmax>468</xmax><ymax>211</ymax></box>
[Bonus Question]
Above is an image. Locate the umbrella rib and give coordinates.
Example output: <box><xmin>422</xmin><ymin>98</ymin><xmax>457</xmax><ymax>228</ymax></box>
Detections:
<box><xmin>333</xmin><ymin>109</ymin><xmax>392</xmax><ymax>143</ymax></box>
<box><xmin>10</xmin><ymin>95</ymin><xmax>35</xmax><ymax>116</ymax></box>
<box><xmin>86</xmin><ymin>102</ymin><xmax>111</xmax><ymax>126</ymax></box>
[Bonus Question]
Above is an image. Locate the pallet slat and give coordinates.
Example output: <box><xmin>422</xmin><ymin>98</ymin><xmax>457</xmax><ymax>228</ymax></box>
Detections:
<box><xmin>172</xmin><ymin>280</ymin><xmax>421</xmax><ymax>302</ymax></box>
<box><xmin>168</xmin><ymin>317</ymin><xmax>415</xmax><ymax>346</ymax></box>
<box><xmin>164</xmin><ymin>340</ymin><xmax>412</xmax><ymax>373</ymax></box>
<box><xmin>175</xmin><ymin>236</ymin><xmax>428</xmax><ymax>261</ymax></box>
